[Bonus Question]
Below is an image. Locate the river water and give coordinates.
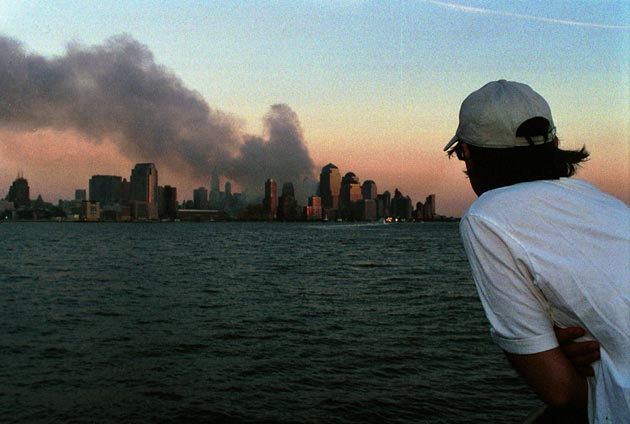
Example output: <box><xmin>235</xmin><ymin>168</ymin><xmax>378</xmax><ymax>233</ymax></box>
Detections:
<box><xmin>0</xmin><ymin>221</ymin><xmax>539</xmax><ymax>423</ymax></box>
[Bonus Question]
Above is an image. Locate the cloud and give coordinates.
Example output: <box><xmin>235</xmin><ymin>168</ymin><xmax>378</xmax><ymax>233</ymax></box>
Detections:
<box><xmin>0</xmin><ymin>34</ymin><xmax>315</xmax><ymax>196</ymax></box>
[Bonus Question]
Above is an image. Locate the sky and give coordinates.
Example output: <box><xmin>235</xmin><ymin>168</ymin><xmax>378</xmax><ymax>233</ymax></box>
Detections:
<box><xmin>0</xmin><ymin>0</ymin><xmax>628</xmax><ymax>217</ymax></box>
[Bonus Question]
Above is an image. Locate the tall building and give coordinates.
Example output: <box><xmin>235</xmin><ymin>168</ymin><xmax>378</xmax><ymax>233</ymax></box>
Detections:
<box><xmin>209</xmin><ymin>169</ymin><xmax>221</xmax><ymax>209</ymax></box>
<box><xmin>377</xmin><ymin>190</ymin><xmax>391</xmax><ymax>219</ymax></box>
<box><xmin>277</xmin><ymin>182</ymin><xmax>300</xmax><ymax>221</ymax></box>
<box><xmin>130</xmin><ymin>163</ymin><xmax>158</xmax><ymax>220</ymax></box>
<box><xmin>339</xmin><ymin>172</ymin><xmax>362</xmax><ymax>220</ymax></box>
<box><xmin>361</xmin><ymin>180</ymin><xmax>378</xmax><ymax>200</ymax></box>
<box><xmin>161</xmin><ymin>185</ymin><xmax>178</xmax><ymax>220</ymax></box>
<box><xmin>75</xmin><ymin>189</ymin><xmax>87</xmax><ymax>201</ymax></box>
<box><xmin>263</xmin><ymin>178</ymin><xmax>277</xmax><ymax>220</ymax></box>
<box><xmin>306</xmin><ymin>196</ymin><xmax>322</xmax><ymax>221</ymax></box>
<box><xmin>193</xmin><ymin>187</ymin><xmax>209</xmax><ymax>209</ymax></box>
<box><xmin>6</xmin><ymin>172</ymin><xmax>30</xmax><ymax>208</ymax></box>
<box><xmin>391</xmin><ymin>188</ymin><xmax>413</xmax><ymax>221</ymax></box>
<box><xmin>319</xmin><ymin>163</ymin><xmax>341</xmax><ymax>210</ymax></box>
<box><xmin>89</xmin><ymin>175</ymin><xmax>122</xmax><ymax>206</ymax></box>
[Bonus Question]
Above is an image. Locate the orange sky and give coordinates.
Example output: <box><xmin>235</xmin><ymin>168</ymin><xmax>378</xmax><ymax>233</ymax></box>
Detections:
<box><xmin>1</xmin><ymin>125</ymin><xmax>626</xmax><ymax>218</ymax></box>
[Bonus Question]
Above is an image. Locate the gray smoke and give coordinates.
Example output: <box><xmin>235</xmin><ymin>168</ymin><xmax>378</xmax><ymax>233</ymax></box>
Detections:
<box><xmin>0</xmin><ymin>34</ymin><xmax>315</xmax><ymax>196</ymax></box>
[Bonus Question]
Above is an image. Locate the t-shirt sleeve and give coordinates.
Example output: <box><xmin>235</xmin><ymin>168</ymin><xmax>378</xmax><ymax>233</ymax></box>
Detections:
<box><xmin>460</xmin><ymin>214</ymin><xmax>559</xmax><ymax>355</ymax></box>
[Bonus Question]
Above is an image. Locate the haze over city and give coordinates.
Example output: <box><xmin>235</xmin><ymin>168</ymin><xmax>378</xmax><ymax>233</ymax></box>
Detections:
<box><xmin>1</xmin><ymin>1</ymin><xmax>628</xmax><ymax>217</ymax></box>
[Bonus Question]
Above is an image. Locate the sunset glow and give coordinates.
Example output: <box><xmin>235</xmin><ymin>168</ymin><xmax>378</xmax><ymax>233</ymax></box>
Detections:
<box><xmin>1</xmin><ymin>1</ymin><xmax>628</xmax><ymax>217</ymax></box>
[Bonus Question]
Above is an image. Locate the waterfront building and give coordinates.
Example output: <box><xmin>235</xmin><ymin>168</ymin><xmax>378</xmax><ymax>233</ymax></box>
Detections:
<box><xmin>75</xmin><ymin>189</ymin><xmax>87</xmax><ymax>201</ymax></box>
<box><xmin>263</xmin><ymin>178</ymin><xmax>277</xmax><ymax>220</ymax></box>
<box><xmin>339</xmin><ymin>172</ymin><xmax>362</xmax><ymax>220</ymax></box>
<box><xmin>319</xmin><ymin>163</ymin><xmax>341</xmax><ymax>210</ymax></box>
<box><xmin>6</xmin><ymin>172</ymin><xmax>30</xmax><ymax>208</ymax></box>
<box><xmin>306</xmin><ymin>196</ymin><xmax>322</xmax><ymax>221</ymax></box>
<box><xmin>377</xmin><ymin>191</ymin><xmax>391</xmax><ymax>219</ymax></box>
<box><xmin>89</xmin><ymin>175</ymin><xmax>122</xmax><ymax>206</ymax></box>
<box><xmin>193</xmin><ymin>187</ymin><xmax>209</xmax><ymax>209</ymax></box>
<box><xmin>390</xmin><ymin>189</ymin><xmax>413</xmax><ymax>221</ymax></box>
<box><xmin>82</xmin><ymin>201</ymin><xmax>100</xmax><ymax>222</ymax></box>
<box><xmin>277</xmin><ymin>182</ymin><xmax>300</xmax><ymax>221</ymax></box>
<box><xmin>130</xmin><ymin>163</ymin><xmax>158</xmax><ymax>220</ymax></box>
<box><xmin>356</xmin><ymin>199</ymin><xmax>377</xmax><ymax>221</ymax></box>
<box><xmin>209</xmin><ymin>169</ymin><xmax>221</xmax><ymax>209</ymax></box>
<box><xmin>161</xmin><ymin>185</ymin><xmax>178</xmax><ymax>220</ymax></box>
<box><xmin>361</xmin><ymin>180</ymin><xmax>378</xmax><ymax>200</ymax></box>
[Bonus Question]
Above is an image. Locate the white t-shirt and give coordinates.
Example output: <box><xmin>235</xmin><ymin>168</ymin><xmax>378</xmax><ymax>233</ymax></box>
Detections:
<box><xmin>459</xmin><ymin>178</ymin><xmax>630</xmax><ymax>423</ymax></box>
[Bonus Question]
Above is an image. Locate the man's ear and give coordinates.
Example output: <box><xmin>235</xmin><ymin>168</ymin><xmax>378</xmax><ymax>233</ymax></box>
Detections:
<box><xmin>552</xmin><ymin>136</ymin><xmax>559</xmax><ymax>148</ymax></box>
<box><xmin>462</xmin><ymin>143</ymin><xmax>472</xmax><ymax>160</ymax></box>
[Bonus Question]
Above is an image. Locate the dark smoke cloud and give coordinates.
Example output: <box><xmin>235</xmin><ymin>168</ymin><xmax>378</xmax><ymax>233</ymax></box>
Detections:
<box><xmin>0</xmin><ymin>34</ymin><xmax>315</xmax><ymax>195</ymax></box>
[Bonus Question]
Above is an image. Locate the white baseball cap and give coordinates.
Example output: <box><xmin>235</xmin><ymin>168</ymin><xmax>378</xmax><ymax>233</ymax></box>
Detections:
<box><xmin>443</xmin><ymin>80</ymin><xmax>556</xmax><ymax>151</ymax></box>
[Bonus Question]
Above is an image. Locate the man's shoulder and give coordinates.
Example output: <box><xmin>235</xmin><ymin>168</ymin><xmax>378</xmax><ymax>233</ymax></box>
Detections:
<box><xmin>465</xmin><ymin>178</ymin><xmax>596</xmax><ymax>217</ymax></box>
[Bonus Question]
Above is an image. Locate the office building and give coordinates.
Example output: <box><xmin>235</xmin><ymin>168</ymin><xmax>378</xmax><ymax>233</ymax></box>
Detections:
<box><xmin>75</xmin><ymin>189</ymin><xmax>87</xmax><ymax>201</ymax></box>
<box><xmin>391</xmin><ymin>188</ymin><xmax>413</xmax><ymax>221</ymax></box>
<box><xmin>319</xmin><ymin>163</ymin><xmax>341</xmax><ymax>210</ymax></box>
<box><xmin>339</xmin><ymin>172</ymin><xmax>362</xmax><ymax>219</ymax></box>
<box><xmin>161</xmin><ymin>185</ymin><xmax>178</xmax><ymax>220</ymax></box>
<box><xmin>361</xmin><ymin>180</ymin><xmax>378</xmax><ymax>200</ymax></box>
<box><xmin>263</xmin><ymin>178</ymin><xmax>277</xmax><ymax>220</ymax></box>
<box><xmin>277</xmin><ymin>182</ymin><xmax>300</xmax><ymax>221</ymax></box>
<box><xmin>193</xmin><ymin>187</ymin><xmax>209</xmax><ymax>209</ymax></box>
<box><xmin>130</xmin><ymin>163</ymin><xmax>158</xmax><ymax>220</ymax></box>
<box><xmin>305</xmin><ymin>196</ymin><xmax>322</xmax><ymax>221</ymax></box>
<box><xmin>6</xmin><ymin>172</ymin><xmax>30</xmax><ymax>208</ymax></box>
<box><xmin>89</xmin><ymin>175</ymin><xmax>122</xmax><ymax>206</ymax></box>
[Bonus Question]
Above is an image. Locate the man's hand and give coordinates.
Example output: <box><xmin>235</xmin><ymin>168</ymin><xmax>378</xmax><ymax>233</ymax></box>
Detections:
<box><xmin>554</xmin><ymin>325</ymin><xmax>600</xmax><ymax>377</ymax></box>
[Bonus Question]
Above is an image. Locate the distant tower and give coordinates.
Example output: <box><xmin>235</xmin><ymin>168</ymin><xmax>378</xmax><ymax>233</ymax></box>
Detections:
<box><xmin>161</xmin><ymin>185</ymin><xmax>178</xmax><ymax>220</ymax></box>
<box><xmin>75</xmin><ymin>189</ymin><xmax>87</xmax><ymax>202</ymax></box>
<box><xmin>7</xmin><ymin>172</ymin><xmax>30</xmax><ymax>208</ymax></box>
<box><xmin>277</xmin><ymin>182</ymin><xmax>300</xmax><ymax>221</ymax></box>
<box><xmin>423</xmin><ymin>194</ymin><xmax>436</xmax><ymax>220</ymax></box>
<box><xmin>377</xmin><ymin>190</ymin><xmax>391</xmax><ymax>219</ymax></box>
<box><xmin>225</xmin><ymin>181</ymin><xmax>232</xmax><ymax>197</ymax></box>
<box><xmin>361</xmin><ymin>180</ymin><xmax>378</xmax><ymax>200</ymax></box>
<box><xmin>339</xmin><ymin>172</ymin><xmax>362</xmax><ymax>220</ymax></box>
<box><xmin>319</xmin><ymin>163</ymin><xmax>341</xmax><ymax>210</ymax></box>
<box><xmin>307</xmin><ymin>196</ymin><xmax>322</xmax><ymax>221</ymax></box>
<box><xmin>130</xmin><ymin>163</ymin><xmax>158</xmax><ymax>219</ymax></box>
<box><xmin>391</xmin><ymin>188</ymin><xmax>412</xmax><ymax>221</ymax></box>
<box><xmin>89</xmin><ymin>175</ymin><xmax>122</xmax><ymax>206</ymax></box>
<box><xmin>209</xmin><ymin>169</ymin><xmax>221</xmax><ymax>209</ymax></box>
<box><xmin>263</xmin><ymin>178</ymin><xmax>277</xmax><ymax>220</ymax></box>
<box><xmin>193</xmin><ymin>187</ymin><xmax>209</xmax><ymax>209</ymax></box>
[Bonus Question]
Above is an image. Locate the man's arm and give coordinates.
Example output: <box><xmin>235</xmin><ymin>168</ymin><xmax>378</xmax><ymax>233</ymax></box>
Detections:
<box><xmin>505</xmin><ymin>347</ymin><xmax>588</xmax><ymax>409</ymax></box>
<box><xmin>554</xmin><ymin>325</ymin><xmax>600</xmax><ymax>377</ymax></box>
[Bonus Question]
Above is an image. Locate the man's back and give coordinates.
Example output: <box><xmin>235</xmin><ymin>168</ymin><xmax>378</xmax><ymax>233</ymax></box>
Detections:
<box><xmin>459</xmin><ymin>177</ymin><xmax>630</xmax><ymax>422</ymax></box>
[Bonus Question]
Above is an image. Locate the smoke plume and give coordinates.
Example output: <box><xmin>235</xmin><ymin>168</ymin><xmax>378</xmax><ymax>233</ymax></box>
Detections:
<box><xmin>0</xmin><ymin>34</ymin><xmax>315</xmax><ymax>196</ymax></box>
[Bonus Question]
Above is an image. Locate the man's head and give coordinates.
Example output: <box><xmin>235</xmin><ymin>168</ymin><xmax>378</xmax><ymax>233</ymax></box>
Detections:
<box><xmin>445</xmin><ymin>80</ymin><xmax>589</xmax><ymax>196</ymax></box>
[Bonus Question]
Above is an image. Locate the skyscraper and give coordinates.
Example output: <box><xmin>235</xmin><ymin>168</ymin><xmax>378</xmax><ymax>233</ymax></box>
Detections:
<box><xmin>130</xmin><ymin>163</ymin><xmax>158</xmax><ymax>220</ymax></box>
<box><xmin>361</xmin><ymin>180</ymin><xmax>378</xmax><ymax>200</ymax></box>
<box><xmin>277</xmin><ymin>182</ymin><xmax>300</xmax><ymax>221</ymax></box>
<box><xmin>193</xmin><ymin>187</ymin><xmax>209</xmax><ymax>209</ymax></box>
<box><xmin>75</xmin><ymin>189</ymin><xmax>87</xmax><ymax>201</ymax></box>
<box><xmin>89</xmin><ymin>175</ymin><xmax>122</xmax><ymax>206</ymax></box>
<box><xmin>209</xmin><ymin>169</ymin><xmax>221</xmax><ymax>209</ymax></box>
<box><xmin>263</xmin><ymin>178</ymin><xmax>277</xmax><ymax>220</ymax></box>
<box><xmin>339</xmin><ymin>172</ymin><xmax>362</xmax><ymax>220</ymax></box>
<box><xmin>161</xmin><ymin>185</ymin><xmax>178</xmax><ymax>220</ymax></box>
<box><xmin>6</xmin><ymin>172</ymin><xmax>30</xmax><ymax>208</ymax></box>
<box><xmin>319</xmin><ymin>163</ymin><xmax>341</xmax><ymax>210</ymax></box>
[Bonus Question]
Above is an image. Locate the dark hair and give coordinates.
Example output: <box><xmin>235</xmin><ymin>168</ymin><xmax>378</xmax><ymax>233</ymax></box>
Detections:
<box><xmin>447</xmin><ymin>118</ymin><xmax>590</xmax><ymax>191</ymax></box>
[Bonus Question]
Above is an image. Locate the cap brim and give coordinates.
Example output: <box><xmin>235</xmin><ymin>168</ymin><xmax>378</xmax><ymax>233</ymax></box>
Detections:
<box><xmin>443</xmin><ymin>135</ymin><xmax>459</xmax><ymax>151</ymax></box>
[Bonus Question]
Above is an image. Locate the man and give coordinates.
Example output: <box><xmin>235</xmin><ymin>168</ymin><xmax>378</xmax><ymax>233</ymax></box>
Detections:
<box><xmin>444</xmin><ymin>80</ymin><xmax>630</xmax><ymax>423</ymax></box>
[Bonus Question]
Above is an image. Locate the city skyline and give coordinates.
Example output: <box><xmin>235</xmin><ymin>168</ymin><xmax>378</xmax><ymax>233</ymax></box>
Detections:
<box><xmin>2</xmin><ymin>159</ymin><xmax>441</xmax><ymax>222</ymax></box>
<box><xmin>0</xmin><ymin>2</ymin><xmax>628</xmax><ymax>217</ymax></box>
